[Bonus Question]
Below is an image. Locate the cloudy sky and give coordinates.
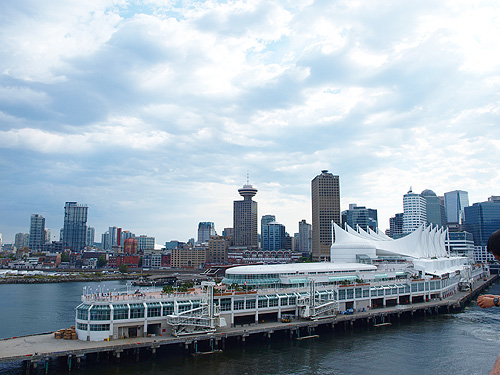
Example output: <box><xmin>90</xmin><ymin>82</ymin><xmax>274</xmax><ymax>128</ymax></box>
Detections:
<box><xmin>1</xmin><ymin>0</ymin><xmax>499</xmax><ymax>245</ymax></box>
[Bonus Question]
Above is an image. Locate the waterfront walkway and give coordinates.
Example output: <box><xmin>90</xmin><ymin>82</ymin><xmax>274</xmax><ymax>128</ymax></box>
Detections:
<box><xmin>0</xmin><ymin>275</ymin><xmax>495</xmax><ymax>366</ymax></box>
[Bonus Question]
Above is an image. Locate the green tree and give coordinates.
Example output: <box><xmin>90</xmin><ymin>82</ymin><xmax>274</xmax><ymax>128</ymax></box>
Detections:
<box><xmin>97</xmin><ymin>255</ymin><xmax>107</xmax><ymax>268</ymax></box>
<box><xmin>162</xmin><ymin>285</ymin><xmax>174</xmax><ymax>293</ymax></box>
<box><xmin>60</xmin><ymin>252</ymin><xmax>70</xmax><ymax>262</ymax></box>
<box><xmin>119</xmin><ymin>264</ymin><xmax>129</xmax><ymax>273</ymax></box>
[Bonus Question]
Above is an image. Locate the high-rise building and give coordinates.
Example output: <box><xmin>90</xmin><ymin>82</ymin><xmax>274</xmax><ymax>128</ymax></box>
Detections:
<box><xmin>207</xmin><ymin>236</ymin><xmax>230</xmax><ymax>263</ymax></box>
<box><xmin>403</xmin><ymin>188</ymin><xmax>426</xmax><ymax>234</ymax></box>
<box><xmin>341</xmin><ymin>204</ymin><xmax>378</xmax><ymax>232</ymax></box>
<box><xmin>464</xmin><ymin>200</ymin><xmax>500</xmax><ymax>257</ymax></box>
<box><xmin>233</xmin><ymin>183</ymin><xmax>258</xmax><ymax>248</ymax></box>
<box><xmin>464</xmin><ymin>200</ymin><xmax>500</xmax><ymax>263</ymax></box>
<box><xmin>444</xmin><ymin>190</ymin><xmax>469</xmax><ymax>225</ymax></box>
<box><xmin>261</xmin><ymin>215</ymin><xmax>276</xmax><ymax>234</ymax></box>
<box><xmin>421</xmin><ymin>189</ymin><xmax>446</xmax><ymax>228</ymax></box>
<box><xmin>137</xmin><ymin>235</ymin><xmax>155</xmax><ymax>252</ymax></box>
<box><xmin>197</xmin><ymin>222</ymin><xmax>216</xmax><ymax>244</ymax></box>
<box><xmin>86</xmin><ymin>226</ymin><xmax>95</xmax><ymax>248</ymax></box>
<box><xmin>311</xmin><ymin>170</ymin><xmax>340</xmax><ymax>261</ymax></box>
<box><xmin>62</xmin><ymin>202</ymin><xmax>88</xmax><ymax>252</ymax></box>
<box><xmin>29</xmin><ymin>214</ymin><xmax>45</xmax><ymax>251</ymax></box>
<box><xmin>15</xmin><ymin>233</ymin><xmax>30</xmax><ymax>250</ymax></box>
<box><xmin>298</xmin><ymin>219</ymin><xmax>312</xmax><ymax>255</ymax></box>
<box><xmin>389</xmin><ymin>213</ymin><xmax>404</xmax><ymax>239</ymax></box>
<box><xmin>44</xmin><ymin>229</ymin><xmax>51</xmax><ymax>244</ymax></box>
<box><xmin>262</xmin><ymin>221</ymin><xmax>286</xmax><ymax>251</ymax></box>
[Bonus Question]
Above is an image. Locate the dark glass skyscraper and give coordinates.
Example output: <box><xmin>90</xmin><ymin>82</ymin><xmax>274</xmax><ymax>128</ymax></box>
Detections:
<box><xmin>62</xmin><ymin>202</ymin><xmax>88</xmax><ymax>252</ymax></box>
<box><xmin>342</xmin><ymin>204</ymin><xmax>378</xmax><ymax>232</ymax></box>
<box><xmin>464</xmin><ymin>201</ymin><xmax>500</xmax><ymax>247</ymax></box>
<box><xmin>421</xmin><ymin>189</ymin><xmax>446</xmax><ymax>227</ymax></box>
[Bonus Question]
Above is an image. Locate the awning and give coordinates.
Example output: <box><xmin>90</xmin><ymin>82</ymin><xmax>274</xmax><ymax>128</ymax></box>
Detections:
<box><xmin>328</xmin><ymin>275</ymin><xmax>358</xmax><ymax>282</ymax></box>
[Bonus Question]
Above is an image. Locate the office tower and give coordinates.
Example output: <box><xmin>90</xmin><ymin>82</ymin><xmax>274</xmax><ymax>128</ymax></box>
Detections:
<box><xmin>464</xmin><ymin>200</ymin><xmax>500</xmax><ymax>263</ymax></box>
<box><xmin>403</xmin><ymin>188</ymin><xmax>427</xmax><ymax>234</ymax></box>
<box><xmin>298</xmin><ymin>219</ymin><xmax>312</xmax><ymax>255</ymax></box>
<box><xmin>444</xmin><ymin>190</ymin><xmax>469</xmax><ymax>225</ymax></box>
<box><xmin>15</xmin><ymin>233</ymin><xmax>30</xmax><ymax>250</ymax></box>
<box><xmin>341</xmin><ymin>204</ymin><xmax>378</xmax><ymax>231</ymax></box>
<box><xmin>261</xmin><ymin>215</ymin><xmax>276</xmax><ymax>235</ymax></box>
<box><xmin>389</xmin><ymin>213</ymin><xmax>404</xmax><ymax>239</ymax></box>
<box><xmin>86</xmin><ymin>226</ymin><xmax>95</xmax><ymax>247</ymax></box>
<box><xmin>262</xmin><ymin>221</ymin><xmax>286</xmax><ymax>251</ymax></box>
<box><xmin>421</xmin><ymin>189</ymin><xmax>446</xmax><ymax>228</ymax></box>
<box><xmin>29</xmin><ymin>214</ymin><xmax>45</xmax><ymax>251</ymax></box>
<box><xmin>233</xmin><ymin>183</ymin><xmax>258</xmax><ymax>248</ymax></box>
<box><xmin>207</xmin><ymin>236</ymin><xmax>230</xmax><ymax>263</ymax></box>
<box><xmin>198</xmin><ymin>222</ymin><xmax>216</xmax><ymax>244</ymax></box>
<box><xmin>311</xmin><ymin>170</ymin><xmax>340</xmax><ymax>261</ymax></box>
<box><xmin>137</xmin><ymin>235</ymin><xmax>155</xmax><ymax>252</ymax></box>
<box><xmin>62</xmin><ymin>202</ymin><xmax>88</xmax><ymax>252</ymax></box>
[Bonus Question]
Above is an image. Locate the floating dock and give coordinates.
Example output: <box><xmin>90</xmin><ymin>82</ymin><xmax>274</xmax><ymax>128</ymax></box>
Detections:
<box><xmin>0</xmin><ymin>275</ymin><xmax>496</xmax><ymax>374</ymax></box>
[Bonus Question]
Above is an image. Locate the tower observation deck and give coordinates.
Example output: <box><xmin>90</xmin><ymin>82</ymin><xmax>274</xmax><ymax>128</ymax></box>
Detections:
<box><xmin>238</xmin><ymin>184</ymin><xmax>258</xmax><ymax>200</ymax></box>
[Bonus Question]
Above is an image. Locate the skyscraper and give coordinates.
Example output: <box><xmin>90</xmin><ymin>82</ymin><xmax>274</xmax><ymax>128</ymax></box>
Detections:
<box><xmin>311</xmin><ymin>170</ymin><xmax>340</xmax><ymax>261</ymax></box>
<box><xmin>298</xmin><ymin>219</ymin><xmax>312</xmax><ymax>255</ymax></box>
<box><xmin>261</xmin><ymin>221</ymin><xmax>286</xmax><ymax>251</ymax></box>
<box><xmin>86</xmin><ymin>226</ymin><xmax>95</xmax><ymax>248</ymax></box>
<box><xmin>62</xmin><ymin>202</ymin><xmax>88</xmax><ymax>252</ymax></box>
<box><xmin>197</xmin><ymin>222</ymin><xmax>216</xmax><ymax>244</ymax></box>
<box><xmin>389</xmin><ymin>213</ymin><xmax>404</xmax><ymax>239</ymax></box>
<box><xmin>29</xmin><ymin>214</ymin><xmax>45</xmax><ymax>251</ymax></box>
<box><xmin>403</xmin><ymin>188</ymin><xmax>426</xmax><ymax>234</ymax></box>
<box><xmin>261</xmin><ymin>215</ymin><xmax>276</xmax><ymax>234</ymax></box>
<box><xmin>341</xmin><ymin>204</ymin><xmax>378</xmax><ymax>231</ymax></box>
<box><xmin>421</xmin><ymin>189</ymin><xmax>446</xmax><ymax>228</ymax></box>
<box><xmin>444</xmin><ymin>190</ymin><xmax>469</xmax><ymax>225</ymax></box>
<box><xmin>464</xmin><ymin>200</ymin><xmax>500</xmax><ymax>263</ymax></box>
<box><xmin>233</xmin><ymin>183</ymin><xmax>258</xmax><ymax>248</ymax></box>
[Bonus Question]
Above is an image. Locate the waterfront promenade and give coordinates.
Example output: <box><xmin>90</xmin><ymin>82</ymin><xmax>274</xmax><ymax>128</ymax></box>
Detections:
<box><xmin>0</xmin><ymin>274</ymin><xmax>496</xmax><ymax>371</ymax></box>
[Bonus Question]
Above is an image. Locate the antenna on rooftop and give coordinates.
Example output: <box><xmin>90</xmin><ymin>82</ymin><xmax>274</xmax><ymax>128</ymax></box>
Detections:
<box><xmin>246</xmin><ymin>171</ymin><xmax>250</xmax><ymax>185</ymax></box>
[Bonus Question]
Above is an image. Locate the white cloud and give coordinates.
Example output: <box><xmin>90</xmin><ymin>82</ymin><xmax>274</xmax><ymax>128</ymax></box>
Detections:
<box><xmin>1</xmin><ymin>0</ymin><xmax>500</xmax><ymax>243</ymax></box>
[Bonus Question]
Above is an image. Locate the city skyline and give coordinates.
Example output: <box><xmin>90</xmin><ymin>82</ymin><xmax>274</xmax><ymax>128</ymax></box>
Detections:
<box><xmin>0</xmin><ymin>181</ymin><xmax>497</xmax><ymax>246</ymax></box>
<box><xmin>1</xmin><ymin>1</ymin><xmax>500</xmax><ymax>244</ymax></box>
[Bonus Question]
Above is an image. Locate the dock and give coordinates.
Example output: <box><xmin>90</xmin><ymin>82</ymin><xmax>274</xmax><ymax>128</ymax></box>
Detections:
<box><xmin>0</xmin><ymin>275</ymin><xmax>496</xmax><ymax>373</ymax></box>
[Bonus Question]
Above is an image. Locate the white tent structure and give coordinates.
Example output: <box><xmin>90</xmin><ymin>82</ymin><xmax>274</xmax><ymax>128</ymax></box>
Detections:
<box><xmin>330</xmin><ymin>223</ymin><xmax>467</xmax><ymax>276</ymax></box>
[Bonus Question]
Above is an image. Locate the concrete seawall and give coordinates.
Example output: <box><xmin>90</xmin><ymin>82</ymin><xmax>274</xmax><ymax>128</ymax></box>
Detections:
<box><xmin>1</xmin><ymin>275</ymin><xmax>496</xmax><ymax>373</ymax></box>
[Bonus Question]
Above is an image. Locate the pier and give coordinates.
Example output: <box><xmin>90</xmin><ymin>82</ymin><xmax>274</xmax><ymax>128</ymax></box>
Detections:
<box><xmin>0</xmin><ymin>274</ymin><xmax>496</xmax><ymax>373</ymax></box>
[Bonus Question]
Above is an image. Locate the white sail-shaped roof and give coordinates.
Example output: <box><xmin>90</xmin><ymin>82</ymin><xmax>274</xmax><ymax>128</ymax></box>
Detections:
<box><xmin>332</xmin><ymin>223</ymin><xmax>448</xmax><ymax>259</ymax></box>
<box><xmin>331</xmin><ymin>223</ymin><xmax>466</xmax><ymax>276</ymax></box>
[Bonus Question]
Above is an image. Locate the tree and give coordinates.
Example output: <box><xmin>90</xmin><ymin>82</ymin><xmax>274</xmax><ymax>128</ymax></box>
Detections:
<box><xmin>119</xmin><ymin>264</ymin><xmax>129</xmax><ymax>273</ymax></box>
<box><xmin>163</xmin><ymin>285</ymin><xmax>174</xmax><ymax>293</ymax></box>
<box><xmin>97</xmin><ymin>255</ymin><xmax>107</xmax><ymax>268</ymax></box>
<box><xmin>60</xmin><ymin>252</ymin><xmax>70</xmax><ymax>262</ymax></box>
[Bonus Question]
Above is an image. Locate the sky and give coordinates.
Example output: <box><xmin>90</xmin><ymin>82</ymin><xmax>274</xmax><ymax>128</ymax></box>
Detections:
<box><xmin>1</xmin><ymin>0</ymin><xmax>500</xmax><ymax>245</ymax></box>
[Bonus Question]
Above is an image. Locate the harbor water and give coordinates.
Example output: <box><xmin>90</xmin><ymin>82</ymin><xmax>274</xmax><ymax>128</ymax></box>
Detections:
<box><xmin>1</xmin><ymin>280</ymin><xmax>500</xmax><ymax>374</ymax></box>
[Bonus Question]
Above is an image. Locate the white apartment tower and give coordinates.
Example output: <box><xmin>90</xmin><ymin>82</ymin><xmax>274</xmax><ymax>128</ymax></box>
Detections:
<box><xmin>403</xmin><ymin>188</ymin><xmax>427</xmax><ymax>234</ymax></box>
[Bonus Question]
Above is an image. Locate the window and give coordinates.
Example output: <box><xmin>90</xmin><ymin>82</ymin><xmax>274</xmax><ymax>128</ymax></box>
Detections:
<box><xmin>130</xmin><ymin>303</ymin><xmax>145</xmax><ymax>319</ymax></box>
<box><xmin>113</xmin><ymin>305</ymin><xmax>129</xmax><ymax>320</ymax></box>
<box><xmin>234</xmin><ymin>300</ymin><xmax>244</xmax><ymax>310</ymax></box>
<box><xmin>90</xmin><ymin>305</ymin><xmax>111</xmax><ymax>321</ymax></box>
<box><xmin>90</xmin><ymin>324</ymin><xmax>110</xmax><ymax>331</ymax></box>
<box><xmin>246</xmin><ymin>300</ymin><xmax>256</xmax><ymax>309</ymax></box>
<box><xmin>77</xmin><ymin>305</ymin><xmax>91</xmax><ymax>320</ymax></box>
<box><xmin>162</xmin><ymin>303</ymin><xmax>174</xmax><ymax>316</ymax></box>
<box><xmin>77</xmin><ymin>323</ymin><xmax>88</xmax><ymax>331</ymax></box>
<box><xmin>258</xmin><ymin>298</ymin><xmax>268</xmax><ymax>308</ymax></box>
